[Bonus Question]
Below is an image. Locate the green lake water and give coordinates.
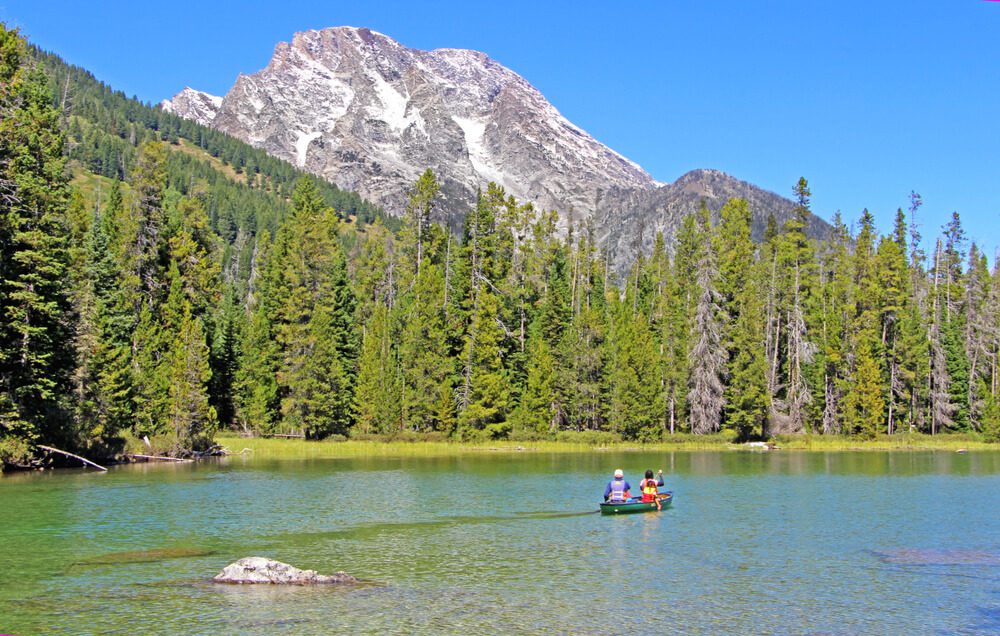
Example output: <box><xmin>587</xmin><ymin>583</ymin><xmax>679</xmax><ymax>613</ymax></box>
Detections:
<box><xmin>2</xmin><ymin>451</ymin><xmax>1000</xmax><ymax>635</ymax></box>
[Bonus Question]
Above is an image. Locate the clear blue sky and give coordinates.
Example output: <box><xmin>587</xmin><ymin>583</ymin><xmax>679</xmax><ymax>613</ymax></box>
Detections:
<box><xmin>2</xmin><ymin>0</ymin><xmax>998</xmax><ymax>257</ymax></box>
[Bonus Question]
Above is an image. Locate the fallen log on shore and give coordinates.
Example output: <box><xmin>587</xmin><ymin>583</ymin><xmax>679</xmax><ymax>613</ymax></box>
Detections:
<box><xmin>38</xmin><ymin>445</ymin><xmax>108</xmax><ymax>471</ymax></box>
<box><xmin>125</xmin><ymin>454</ymin><xmax>193</xmax><ymax>463</ymax></box>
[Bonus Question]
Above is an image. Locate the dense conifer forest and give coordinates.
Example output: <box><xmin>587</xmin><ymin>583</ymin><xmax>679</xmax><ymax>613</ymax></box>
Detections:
<box><xmin>2</xmin><ymin>25</ymin><xmax>998</xmax><ymax>467</ymax></box>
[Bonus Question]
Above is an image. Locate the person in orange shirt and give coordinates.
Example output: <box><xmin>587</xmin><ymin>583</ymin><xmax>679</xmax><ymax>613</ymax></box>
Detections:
<box><xmin>639</xmin><ymin>469</ymin><xmax>664</xmax><ymax>510</ymax></box>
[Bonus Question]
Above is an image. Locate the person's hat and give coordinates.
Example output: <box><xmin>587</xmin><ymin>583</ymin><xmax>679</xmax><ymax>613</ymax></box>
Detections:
<box><xmin>614</xmin><ymin>469</ymin><xmax>624</xmax><ymax>478</ymax></box>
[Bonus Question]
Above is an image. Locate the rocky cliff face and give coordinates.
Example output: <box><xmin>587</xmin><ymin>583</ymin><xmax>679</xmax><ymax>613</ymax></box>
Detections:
<box><xmin>163</xmin><ymin>26</ymin><xmax>826</xmax><ymax>269</ymax></box>
<box><xmin>597</xmin><ymin>169</ymin><xmax>831</xmax><ymax>269</ymax></box>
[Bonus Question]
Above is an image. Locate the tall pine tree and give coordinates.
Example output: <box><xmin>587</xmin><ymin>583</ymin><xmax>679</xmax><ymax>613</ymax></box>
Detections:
<box><xmin>0</xmin><ymin>25</ymin><xmax>76</xmax><ymax>463</ymax></box>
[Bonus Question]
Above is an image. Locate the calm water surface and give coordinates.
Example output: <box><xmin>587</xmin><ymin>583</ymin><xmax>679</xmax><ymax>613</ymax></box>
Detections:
<box><xmin>2</xmin><ymin>451</ymin><xmax>1000</xmax><ymax>635</ymax></box>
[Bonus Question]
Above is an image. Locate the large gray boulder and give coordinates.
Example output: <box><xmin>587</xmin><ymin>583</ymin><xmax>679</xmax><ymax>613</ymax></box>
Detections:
<box><xmin>213</xmin><ymin>557</ymin><xmax>358</xmax><ymax>585</ymax></box>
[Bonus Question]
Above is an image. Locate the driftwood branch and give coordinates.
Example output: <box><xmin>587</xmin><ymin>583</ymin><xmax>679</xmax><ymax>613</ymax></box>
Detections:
<box><xmin>38</xmin><ymin>445</ymin><xmax>108</xmax><ymax>471</ymax></box>
<box><xmin>126</xmin><ymin>454</ymin><xmax>192</xmax><ymax>463</ymax></box>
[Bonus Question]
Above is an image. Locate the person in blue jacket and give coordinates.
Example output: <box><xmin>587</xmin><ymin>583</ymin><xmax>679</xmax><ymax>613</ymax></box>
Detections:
<box><xmin>604</xmin><ymin>469</ymin><xmax>632</xmax><ymax>502</ymax></box>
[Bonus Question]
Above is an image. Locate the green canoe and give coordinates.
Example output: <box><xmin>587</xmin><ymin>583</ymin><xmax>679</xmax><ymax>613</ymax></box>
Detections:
<box><xmin>600</xmin><ymin>492</ymin><xmax>673</xmax><ymax>515</ymax></box>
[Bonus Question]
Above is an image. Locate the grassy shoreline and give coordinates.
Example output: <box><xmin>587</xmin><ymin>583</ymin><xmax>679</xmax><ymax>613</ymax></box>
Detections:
<box><xmin>216</xmin><ymin>433</ymin><xmax>996</xmax><ymax>460</ymax></box>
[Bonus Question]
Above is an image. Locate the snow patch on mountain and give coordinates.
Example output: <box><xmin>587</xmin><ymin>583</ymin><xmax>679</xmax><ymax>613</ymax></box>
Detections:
<box><xmin>452</xmin><ymin>115</ymin><xmax>503</xmax><ymax>187</ymax></box>
<box><xmin>367</xmin><ymin>69</ymin><xmax>417</xmax><ymax>133</ymax></box>
<box><xmin>295</xmin><ymin>131</ymin><xmax>322</xmax><ymax>167</ymax></box>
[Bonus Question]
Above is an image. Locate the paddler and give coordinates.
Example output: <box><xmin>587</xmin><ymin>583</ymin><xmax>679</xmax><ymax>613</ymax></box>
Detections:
<box><xmin>603</xmin><ymin>469</ymin><xmax>631</xmax><ymax>503</ymax></box>
<box><xmin>639</xmin><ymin>469</ymin><xmax>665</xmax><ymax>510</ymax></box>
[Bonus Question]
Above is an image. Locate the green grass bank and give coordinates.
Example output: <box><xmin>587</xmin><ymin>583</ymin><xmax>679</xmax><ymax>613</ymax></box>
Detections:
<box><xmin>215</xmin><ymin>432</ymin><xmax>995</xmax><ymax>460</ymax></box>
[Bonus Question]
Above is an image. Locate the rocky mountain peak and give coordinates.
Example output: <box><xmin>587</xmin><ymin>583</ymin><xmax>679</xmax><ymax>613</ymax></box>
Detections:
<box><xmin>164</xmin><ymin>26</ymin><xmax>655</xmax><ymax>227</ymax></box>
<box><xmin>160</xmin><ymin>87</ymin><xmax>222</xmax><ymax>127</ymax></box>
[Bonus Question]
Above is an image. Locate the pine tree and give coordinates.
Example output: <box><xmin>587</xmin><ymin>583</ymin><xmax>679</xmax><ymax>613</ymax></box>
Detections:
<box><xmin>981</xmin><ymin>380</ymin><xmax>1000</xmax><ymax>442</ymax></box>
<box><xmin>606</xmin><ymin>298</ymin><xmax>661</xmax><ymax>441</ymax></box>
<box><xmin>509</xmin><ymin>320</ymin><xmax>557</xmax><ymax>435</ymax></box>
<box><xmin>927</xmin><ymin>239</ymin><xmax>956</xmax><ymax>433</ymax></box>
<box><xmin>964</xmin><ymin>245</ymin><xmax>992</xmax><ymax>430</ymax></box>
<box><xmin>391</xmin><ymin>174</ymin><xmax>455</xmax><ymax>433</ymax></box>
<box><xmin>903</xmin><ymin>192</ymin><xmax>931</xmax><ymax>432</ymax></box>
<box><xmin>125</xmin><ymin>141</ymin><xmax>169</xmax><ymax>310</ymax></box>
<box><xmin>73</xmin><ymin>203</ymin><xmax>132</xmax><ymax>454</ymax></box>
<box><xmin>871</xmin><ymin>211</ymin><xmax>912</xmax><ymax>434</ymax></box>
<box><xmin>723</xmin><ymin>263</ymin><xmax>770</xmax><ymax>440</ymax></box>
<box><xmin>687</xmin><ymin>206</ymin><xmax>726</xmax><ymax>434</ymax></box>
<box><xmin>169</xmin><ymin>196</ymin><xmax>221</xmax><ymax>322</ymax></box>
<box><xmin>842</xmin><ymin>335</ymin><xmax>884</xmax><ymax>439</ymax></box>
<box><xmin>458</xmin><ymin>290</ymin><xmax>510</xmax><ymax>436</ymax></box>
<box><xmin>210</xmin><ymin>287</ymin><xmax>239</xmax><ymax>427</ymax></box>
<box><xmin>164</xmin><ymin>301</ymin><xmax>216</xmax><ymax>452</ymax></box>
<box><xmin>717</xmin><ymin>199</ymin><xmax>769</xmax><ymax>439</ymax></box>
<box><xmin>813</xmin><ymin>212</ymin><xmax>851</xmax><ymax>434</ymax></box>
<box><xmin>562</xmin><ymin>237</ymin><xmax>607</xmax><ymax>432</ymax></box>
<box><xmin>771</xmin><ymin>177</ymin><xmax>817</xmax><ymax>433</ymax></box>
<box><xmin>274</xmin><ymin>178</ymin><xmax>358</xmax><ymax>438</ymax></box>
<box><xmin>661</xmin><ymin>213</ymin><xmax>700</xmax><ymax>432</ymax></box>
<box><xmin>399</xmin><ymin>262</ymin><xmax>455</xmax><ymax>431</ymax></box>
<box><xmin>984</xmin><ymin>260</ymin><xmax>1000</xmax><ymax>437</ymax></box>
<box><xmin>715</xmin><ymin>199</ymin><xmax>754</xmax><ymax>307</ymax></box>
<box><xmin>123</xmin><ymin>143</ymin><xmax>173</xmax><ymax>438</ymax></box>
<box><xmin>844</xmin><ymin>209</ymin><xmax>886</xmax><ymax>436</ymax></box>
<box><xmin>235</xmin><ymin>309</ymin><xmax>280</xmax><ymax>434</ymax></box>
<box><xmin>354</xmin><ymin>303</ymin><xmax>401</xmax><ymax>435</ymax></box>
<box><xmin>0</xmin><ymin>25</ymin><xmax>76</xmax><ymax>462</ymax></box>
<box><xmin>456</xmin><ymin>186</ymin><xmax>514</xmax><ymax>437</ymax></box>
<box><xmin>234</xmin><ymin>234</ymin><xmax>281</xmax><ymax>435</ymax></box>
<box><xmin>131</xmin><ymin>264</ymin><xmax>183</xmax><ymax>438</ymax></box>
<box><xmin>352</xmin><ymin>218</ymin><xmax>395</xmax><ymax>324</ymax></box>
<box><xmin>399</xmin><ymin>168</ymin><xmax>441</xmax><ymax>286</ymax></box>
<box><xmin>940</xmin><ymin>214</ymin><xmax>970</xmax><ymax>430</ymax></box>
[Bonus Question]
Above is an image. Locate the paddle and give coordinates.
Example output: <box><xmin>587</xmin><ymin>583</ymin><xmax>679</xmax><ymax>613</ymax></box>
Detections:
<box><xmin>653</xmin><ymin>469</ymin><xmax>664</xmax><ymax>509</ymax></box>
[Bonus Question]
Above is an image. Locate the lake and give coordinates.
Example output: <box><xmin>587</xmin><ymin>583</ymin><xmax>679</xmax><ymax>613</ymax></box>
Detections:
<box><xmin>2</xmin><ymin>451</ymin><xmax>1000</xmax><ymax>635</ymax></box>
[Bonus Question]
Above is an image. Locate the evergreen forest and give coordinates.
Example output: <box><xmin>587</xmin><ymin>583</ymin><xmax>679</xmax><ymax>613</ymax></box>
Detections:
<box><xmin>2</xmin><ymin>25</ymin><xmax>999</xmax><ymax>467</ymax></box>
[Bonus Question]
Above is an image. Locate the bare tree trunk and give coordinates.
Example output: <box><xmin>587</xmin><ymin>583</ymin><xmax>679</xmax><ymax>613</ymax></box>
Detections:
<box><xmin>443</xmin><ymin>233</ymin><xmax>451</xmax><ymax>315</ymax></box>
<box><xmin>459</xmin><ymin>214</ymin><xmax>481</xmax><ymax>412</ymax></box>
<box><xmin>888</xmin><ymin>355</ymin><xmax>896</xmax><ymax>436</ymax></box>
<box><xmin>669</xmin><ymin>397</ymin><xmax>675</xmax><ymax>435</ymax></box>
<box><xmin>765</xmin><ymin>252</ymin><xmax>780</xmax><ymax>397</ymax></box>
<box><xmin>416</xmin><ymin>214</ymin><xmax>423</xmax><ymax>278</ymax></box>
<box><xmin>822</xmin><ymin>372</ymin><xmax>838</xmax><ymax>434</ymax></box>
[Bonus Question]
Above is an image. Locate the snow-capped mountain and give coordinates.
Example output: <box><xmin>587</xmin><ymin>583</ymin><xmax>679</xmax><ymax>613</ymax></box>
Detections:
<box><xmin>163</xmin><ymin>26</ymin><xmax>825</xmax><ymax>268</ymax></box>
<box><xmin>163</xmin><ymin>26</ymin><xmax>653</xmax><ymax>226</ymax></box>
<box><xmin>160</xmin><ymin>87</ymin><xmax>223</xmax><ymax>128</ymax></box>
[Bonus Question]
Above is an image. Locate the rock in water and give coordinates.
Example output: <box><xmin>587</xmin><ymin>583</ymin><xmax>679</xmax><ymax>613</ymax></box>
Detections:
<box><xmin>213</xmin><ymin>557</ymin><xmax>358</xmax><ymax>584</ymax></box>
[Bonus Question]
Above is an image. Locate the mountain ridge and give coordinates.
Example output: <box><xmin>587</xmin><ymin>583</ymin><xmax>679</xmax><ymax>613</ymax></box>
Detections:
<box><xmin>164</xmin><ymin>26</ymin><xmax>828</xmax><ymax>267</ymax></box>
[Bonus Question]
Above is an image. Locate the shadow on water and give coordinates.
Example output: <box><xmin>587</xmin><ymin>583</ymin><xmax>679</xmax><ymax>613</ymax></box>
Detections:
<box><xmin>968</xmin><ymin>602</ymin><xmax>1000</xmax><ymax>634</ymax></box>
<box><xmin>66</xmin><ymin>547</ymin><xmax>217</xmax><ymax>572</ymax></box>
<box><xmin>867</xmin><ymin>549</ymin><xmax>1000</xmax><ymax>584</ymax></box>
<box><xmin>273</xmin><ymin>509</ymin><xmax>599</xmax><ymax>542</ymax></box>
<box><xmin>871</xmin><ymin>548</ymin><xmax>1000</xmax><ymax>566</ymax></box>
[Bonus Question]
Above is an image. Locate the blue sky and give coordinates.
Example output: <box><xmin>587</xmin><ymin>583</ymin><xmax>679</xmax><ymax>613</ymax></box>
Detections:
<box><xmin>2</xmin><ymin>0</ymin><xmax>998</xmax><ymax>257</ymax></box>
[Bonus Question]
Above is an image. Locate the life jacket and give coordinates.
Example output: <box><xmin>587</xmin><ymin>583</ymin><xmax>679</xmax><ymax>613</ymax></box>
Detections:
<box><xmin>609</xmin><ymin>479</ymin><xmax>628</xmax><ymax>502</ymax></box>
<box><xmin>641</xmin><ymin>479</ymin><xmax>658</xmax><ymax>502</ymax></box>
